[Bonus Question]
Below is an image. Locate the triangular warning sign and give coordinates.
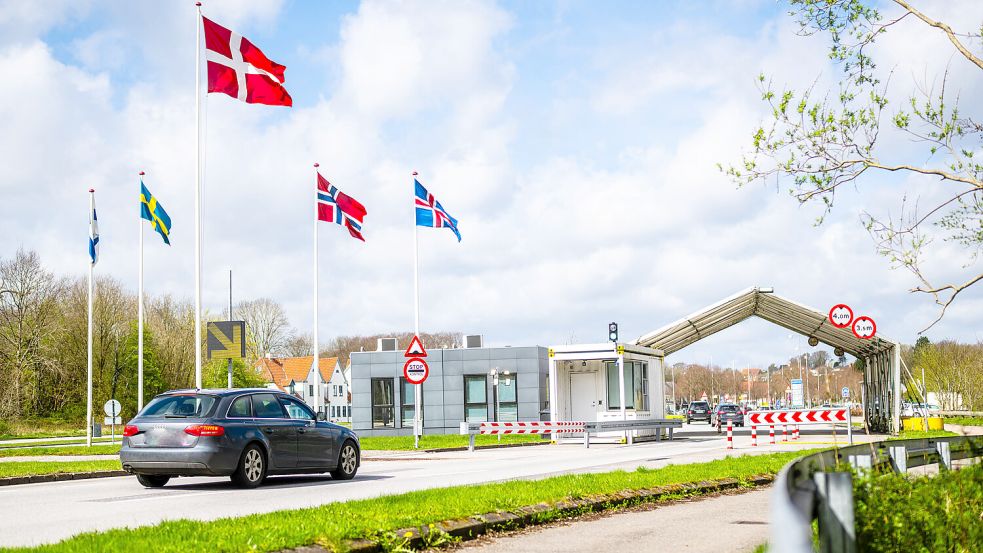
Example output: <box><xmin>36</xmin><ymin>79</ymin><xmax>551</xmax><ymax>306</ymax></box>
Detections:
<box><xmin>404</xmin><ymin>335</ymin><xmax>427</xmax><ymax>358</ymax></box>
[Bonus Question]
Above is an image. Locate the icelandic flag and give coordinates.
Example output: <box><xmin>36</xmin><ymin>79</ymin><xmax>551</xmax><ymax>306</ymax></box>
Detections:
<box><xmin>415</xmin><ymin>179</ymin><xmax>461</xmax><ymax>242</ymax></box>
<box><xmin>88</xmin><ymin>192</ymin><xmax>99</xmax><ymax>265</ymax></box>
<box><xmin>317</xmin><ymin>172</ymin><xmax>367</xmax><ymax>241</ymax></box>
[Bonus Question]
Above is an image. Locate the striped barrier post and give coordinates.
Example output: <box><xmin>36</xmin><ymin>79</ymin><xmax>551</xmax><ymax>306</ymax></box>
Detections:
<box><xmin>751</xmin><ymin>425</ymin><xmax>757</xmax><ymax>447</ymax></box>
<box><xmin>769</xmin><ymin>424</ymin><xmax>775</xmax><ymax>445</ymax></box>
<box><xmin>794</xmin><ymin>425</ymin><xmax>800</xmax><ymax>440</ymax></box>
<box><xmin>782</xmin><ymin>424</ymin><xmax>788</xmax><ymax>442</ymax></box>
<box><xmin>727</xmin><ymin>420</ymin><xmax>733</xmax><ymax>449</ymax></box>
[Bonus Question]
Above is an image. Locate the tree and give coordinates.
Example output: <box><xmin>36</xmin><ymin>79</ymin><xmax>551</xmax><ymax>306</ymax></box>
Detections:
<box><xmin>724</xmin><ymin>0</ymin><xmax>983</xmax><ymax>330</ymax></box>
<box><xmin>235</xmin><ymin>298</ymin><xmax>291</xmax><ymax>360</ymax></box>
<box><xmin>283</xmin><ymin>332</ymin><xmax>313</xmax><ymax>357</ymax></box>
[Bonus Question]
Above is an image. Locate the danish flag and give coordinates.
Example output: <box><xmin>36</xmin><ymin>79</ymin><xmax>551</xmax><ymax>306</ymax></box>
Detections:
<box><xmin>202</xmin><ymin>16</ymin><xmax>292</xmax><ymax>107</ymax></box>
<box><xmin>317</xmin><ymin>173</ymin><xmax>367</xmax><ymax>241</ymax></box>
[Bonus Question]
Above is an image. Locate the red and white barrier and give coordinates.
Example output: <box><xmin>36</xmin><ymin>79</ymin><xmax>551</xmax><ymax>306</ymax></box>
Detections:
<box><xmin>476</xmin><ymin>421</ymin><xmax>586</xmax><ymax>435</ymax></box>
<box><xmin>782</xmin><ymin>424</ymin><xmax>788</xmax><ymax>442</ymax></box>
<box><xmin>748</xmin><ymin>408</ymin><xmax>847</xmax><ymax>425</ymax></box>
<box><xmin>769</xmin><ymin>425</ymin><xmax>775</xmax><ymax>445</ymax></box>
<box><xmin>751</xmin><ymin>425</ymin><xmax>758</xmax><ymax>447</ymax></box>
<box><xmin>726</xmin><ymin>420</ymin><xmax>733</xmax><ymax>449</ymax></box>
<box><xmin>794</xmin><ymin>426</ymin><xmax>800</xmax><ymax>440</ymax></box>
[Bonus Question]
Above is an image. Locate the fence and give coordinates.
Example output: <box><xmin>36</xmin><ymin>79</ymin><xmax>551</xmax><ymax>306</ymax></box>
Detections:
<box><xmin>459</xmin><ymin>419</ymin><xmax>682</xmax><ymax>451</ymax></box>
<box><xmin>771</xmin><ymin>435</ymin><xmax>983</xmax><ymax>552</ymax></box>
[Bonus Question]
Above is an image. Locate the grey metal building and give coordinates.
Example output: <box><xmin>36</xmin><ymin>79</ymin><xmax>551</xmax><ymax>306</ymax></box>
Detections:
<box><xmin>350</xmin><ymin>339</ymin><xmax>549</xmax><ymax>436</ymax></box>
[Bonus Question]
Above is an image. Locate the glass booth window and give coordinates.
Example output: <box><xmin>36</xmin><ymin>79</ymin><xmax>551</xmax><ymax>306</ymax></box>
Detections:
<box><xmin>400</xmin><ymin>378</ymin><xmax>424</xmax><ymax>427</ymax></box>
<box><xmin>497</xmin><ymin>375</ymin><xmax>518</xmax><ymax>421</ymax></box>
<box><xmin>371</xmin><ymin>378</ymin><xmax>395</xmax><ymax>428</ymax></box>
<box><xmin>606</xmin><ymin>362</ymin><xmax>650</xmax><ymax>411</ymax></box>
<box><xmin>464</xmin><ymin>375</ymin><xmax>488</xmax><ymax>422</ymax></box>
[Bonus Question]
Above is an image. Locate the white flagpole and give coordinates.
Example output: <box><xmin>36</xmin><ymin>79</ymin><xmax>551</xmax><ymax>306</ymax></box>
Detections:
<box><xmin>86</xmin><ymin>189</ymin><xmax>95</xmax><ymax>448</ymax></box>
<box><xmin>138</xmin><ymin>172</ymin><xmax>145</xmax><ymax>410</ymax></box>
<box><xmin>412</xmin><ymin>171</ymin><xmax>421</xmax><ymax>449</ymax></box>
<box><xmin>313</xmin><ymin>163</ymin><xmax>320</xmax><ymax>415</ymax></box>
<box><xmin>193</xmin><ymin>1</ymin><xmax>203</xmax><ymax>389</ymax></box>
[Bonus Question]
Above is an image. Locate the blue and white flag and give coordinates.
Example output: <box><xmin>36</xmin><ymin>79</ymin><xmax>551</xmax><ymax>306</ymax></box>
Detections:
<box><xmin>89</xmin><ymin>191</ymin><xmax>99</xmax><ymax>265</ymax></box>
<box><xmin>414</xmin><ymin>179</ymin><xmax>461</xmax><ymax>242</ymax></box>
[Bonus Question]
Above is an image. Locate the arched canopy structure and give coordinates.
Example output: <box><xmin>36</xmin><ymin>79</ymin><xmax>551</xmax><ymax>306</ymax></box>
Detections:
<box><xmin>634</xmin><ymin>287</ymin><xmax>900</xmax><ymax>433</ymax></box>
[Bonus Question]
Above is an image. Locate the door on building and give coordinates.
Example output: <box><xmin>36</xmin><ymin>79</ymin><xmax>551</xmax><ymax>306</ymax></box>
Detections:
<box><xmin>570</xmin><ymin>372</ymin><xmax>598</xmax><ymax>421</ymax></box>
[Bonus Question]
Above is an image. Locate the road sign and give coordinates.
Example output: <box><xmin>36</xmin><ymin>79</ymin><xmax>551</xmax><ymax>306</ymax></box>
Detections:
<box><xmin>748</xmin><ymin>408</ymin><xmax>847</xmax><ymax>425</ymax></box>
<box><xmin>828</xmin><ymin>304</ymin><xmax>853</xmax><ymax>328</ymax></box>
<box><xmin>207</xmin><ymin>321</ymin><xmax>246</xmax><ymax>359</ymax></box>
<box><xmin>103</xmin><ymin>399</ymin><xmax>121</xmax><ymax>417</ymax></box>
<box><xmin>548</xmin><ymin>348</ymin><xmax>554</xmax><ymax>358</ymax></box>
<box><xmin>616</xmin><ymin>345</ymin><xmax>625</xmax><ymax>355</ymax></box>
<box><xmin>841</xmin><ymin>386</ymin><xmax>850</xmax><ymax>399</ymax></box>
<box><xmin>404</xmin><ymin>335</ymin><xmax>427</xmax><ymax>358</ymax></box>
<box><xmin>851</xmin><ymin>316</ymin><xmax>876</xmax><ymax>339</ymax></box>
<box><xmin>104</xmin><ymin>416</ymin><xmax>122</xmax><ymax>426</ymax></box>
<box><xmin>791</xmin><ymin>379</ymin><xmax>804</xmax><ymax>408</ymax></box>
<box><xmin>403</xmin><ymin>357</ymin><xmax>429</xmax><ymax>384</ymax></box>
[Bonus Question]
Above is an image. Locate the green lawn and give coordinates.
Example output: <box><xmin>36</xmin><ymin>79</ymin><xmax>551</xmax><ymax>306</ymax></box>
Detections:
<box><xmin>0</xmin><ymin>437</ymin><xmax>117</xmax><ymax>449</ymax></box>
<box><xmin>890</xmin><ymin>429</ymin><xmax>957</xmax><ymax>441</ymax></box>
<box><xmin>0</xmin><ymin>444</ymin><xmax>121</xmax><ymax>458</ymax></box>
<box><xmin>0</xmin><ymin>460</ymin><xmax>122</xmax><ymax>479</ymax></box>
<box><xmin>359</xmin><ymin>433</ymin><xmax>544</xmax><ymax>450</ymax></box>
<box><xmin>3</xmin><ymin>450</ymin><xmax>811</xmax><ymax>553</ymax></box>
<box><xmin>943</xmin><ymin>416</ymin><xmax>983</xmax><ymax>427</ymax></box>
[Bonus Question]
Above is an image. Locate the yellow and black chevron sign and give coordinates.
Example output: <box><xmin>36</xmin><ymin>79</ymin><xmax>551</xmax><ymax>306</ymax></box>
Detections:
<box><xmin>206</xmin><ymin>321</ymin><xmax>246</xmax><ymax>360</ymax></box>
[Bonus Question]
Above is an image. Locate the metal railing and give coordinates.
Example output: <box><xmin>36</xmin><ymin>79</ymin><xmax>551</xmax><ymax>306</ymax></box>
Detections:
<box><xmin>459</xmin><ymin>419</ymin><xmax>682</xmax><ymax>451</ymax></box>
<box><xmin>771</xmin><ymin>435</ymin><xmax>983</xmax><ymax>553</ymax></box>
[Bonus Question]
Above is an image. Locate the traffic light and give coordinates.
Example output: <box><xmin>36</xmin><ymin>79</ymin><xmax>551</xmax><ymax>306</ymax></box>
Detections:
<box><xmin>608</xmin><ymin>322</ymin><xmax>618</xmax><ymax>342</ymax></box>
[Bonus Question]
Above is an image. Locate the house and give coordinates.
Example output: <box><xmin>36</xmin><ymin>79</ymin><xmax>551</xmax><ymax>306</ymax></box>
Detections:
<box><xmin>325</xmin><ymin>360</ymin><xmax>352</xmax><ymax>423</ymax></box>
<box><xmin>255</xmin><ymin>355</ymin><xmax>344</xmax><ymax>418</ymax></box>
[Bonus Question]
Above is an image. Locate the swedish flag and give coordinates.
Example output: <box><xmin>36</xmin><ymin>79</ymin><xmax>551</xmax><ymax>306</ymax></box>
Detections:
<box><xmin>140</xmin><ymin>182</ymin><xmax>171</xmax><ymax>245</ymax></box>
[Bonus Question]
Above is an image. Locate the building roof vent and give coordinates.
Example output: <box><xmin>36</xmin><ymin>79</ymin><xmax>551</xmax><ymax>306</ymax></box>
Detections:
<box><xmin>465</xmin><ymin>334</ymin><xmax>483</xmax><ymax>349</ymax></box>
<box><xmin>377</xmin><ymin>338</ymin><xmax>398</xmax><ymax>351</ymax></box>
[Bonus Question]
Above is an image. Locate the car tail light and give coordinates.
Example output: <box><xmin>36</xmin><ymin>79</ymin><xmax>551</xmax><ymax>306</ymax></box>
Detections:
<box><xmin>122</xmin><ymin>425</ymin><xmax>139</xmax><ymax>437</ymax></box>
<box><xmin>688</xmin><ymin>410</ymin><xmax>693</xmax><ymax>414</ymax></box>
<box><xmin>184</xmin><ymin>424</ymin><xmax>225</xmax><ymax>437</ymax></box>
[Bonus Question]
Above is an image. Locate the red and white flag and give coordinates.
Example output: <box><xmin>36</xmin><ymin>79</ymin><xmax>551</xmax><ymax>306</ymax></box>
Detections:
<box><xmin>202</xmin><ymin>16</ymin><xmax>292</xmax><ymax>107</ymax></box>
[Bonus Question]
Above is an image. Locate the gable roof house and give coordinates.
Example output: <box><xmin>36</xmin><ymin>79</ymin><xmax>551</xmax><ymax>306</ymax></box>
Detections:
<box><xmin>255</xmin><ymin>355</ymin><xmax>341</xmax><ymax>416</ymax></box>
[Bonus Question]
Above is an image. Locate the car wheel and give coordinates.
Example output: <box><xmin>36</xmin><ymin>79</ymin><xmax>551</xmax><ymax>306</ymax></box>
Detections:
<box><xmin>231</xmin><ymin>444</ymin><xmax>267</xmax><ymax>488</ymax></box>
<box><xmin>330</xmin><ymin>441</ymin><xmax>359</xmax><ymax>481</ymax></box>
<box><xmin>136</xmin><ymin>474</ymin><xmax>170</xmax><ymax>488</ymax></box>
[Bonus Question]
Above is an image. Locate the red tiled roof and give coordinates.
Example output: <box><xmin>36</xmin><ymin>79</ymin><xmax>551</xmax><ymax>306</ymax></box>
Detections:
<box><xmin>255</xmin><ymin>356</ymin><xmax>339</xmax><ymax>388</ymax></box>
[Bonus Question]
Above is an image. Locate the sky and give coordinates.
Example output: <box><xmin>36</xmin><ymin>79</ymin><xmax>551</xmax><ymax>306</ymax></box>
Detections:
<box><xmin>1</xmin><ymin>0</ymin><xmax>981</xmax><ymax>370</ymax></box>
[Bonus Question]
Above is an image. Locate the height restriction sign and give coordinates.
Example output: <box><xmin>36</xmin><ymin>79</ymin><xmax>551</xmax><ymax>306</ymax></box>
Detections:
<box><xmin>403</xmin><ymin>357</ymin><xmax>429</xmax><ymax>385</ymax></box>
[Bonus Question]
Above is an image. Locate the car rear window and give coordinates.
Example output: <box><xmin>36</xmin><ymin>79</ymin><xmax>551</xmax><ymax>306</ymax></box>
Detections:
<box><xmin>691</xmin><ymin>402</ymin><xmax>709</xmax><ymax>408</ymax></box>
<box><xmin>141</xmin><ymin>395</ymin><xmax>217</xmax><ymax>417</ymax></box>
<box><xmin>719</xmin><ymin>405</ymin><xmax>739</xmax><ymax>412</ymax></box>
<box><xmin>252</xmin><ymin>393</ymin><xmax>286</xmax><ymax>418</ymax></box>
<box><xmin>228</xmin><ymin>396</ymin><xmax>253</xmax><ymax>418</ymax></box>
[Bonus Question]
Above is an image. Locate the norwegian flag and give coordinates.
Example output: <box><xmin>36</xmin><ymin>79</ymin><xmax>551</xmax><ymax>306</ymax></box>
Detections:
<box><xmin>415</xmin><ymin>179</ymin><xmax>461</xmax><ymax>241</ymax></box>
<box><xmin>317</xmin><ymin>173</ymin><xmax>367</xmax><ymax>241</ymax></box>
<box><xmin>202</xmin><ymin>16</ymin><xmax>292</xmax><ymax>107</ymax></box>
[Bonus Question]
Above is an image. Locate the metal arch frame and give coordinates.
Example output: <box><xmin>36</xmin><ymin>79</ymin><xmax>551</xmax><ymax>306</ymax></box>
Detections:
<box><xmin>634</xmin><ymin>287</ymin><xmax>900</xmax><ymax>433</ymax></box>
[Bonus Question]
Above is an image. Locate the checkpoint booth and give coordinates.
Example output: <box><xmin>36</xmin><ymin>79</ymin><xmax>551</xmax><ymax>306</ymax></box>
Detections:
<box><xmin>548</xmin><ymin>342</ymin><xmax>666</xmax><ymax>441</ymax></box>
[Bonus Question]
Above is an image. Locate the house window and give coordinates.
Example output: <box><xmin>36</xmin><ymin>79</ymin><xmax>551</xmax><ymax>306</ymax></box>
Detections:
<box><xmin>464</xmin><ymin>375</ymin><xmax>488</xmax><ymax>422</ymax></box>
<box><xmin>497</xmin><ymin>376</ymin><xmax>518</xmax><ymax>422</ymax></box>
<box><xmin>606</xmin><ymin>362</ymin><xmax>649</xmax><ymax>410</ymax></box>
<box><xmin>371</xmin><ymin>378</ymin><xmax>395</xmax><ymax>428</ymax></box>
<box><xmin>309</xmin><ymin>385</ymin><xmax>314</xmax><ymax>397</ymax></box>
<box><xmin>400</xmin><ymin>378</ymin><xmax>424</xmax><ymax>427</ymax></box>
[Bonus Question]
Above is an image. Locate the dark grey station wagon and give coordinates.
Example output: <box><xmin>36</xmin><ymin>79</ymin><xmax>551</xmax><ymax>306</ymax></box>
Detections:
<box><xmin>120</xmin><ymin>389</ymin><xmax>360</xmax><ymax>488</ymax></box>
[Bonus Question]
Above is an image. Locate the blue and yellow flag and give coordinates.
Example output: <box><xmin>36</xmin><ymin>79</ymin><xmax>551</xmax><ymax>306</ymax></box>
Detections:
<box><xmin>140</xmin><ymin>182</ymin><xmax>171</xmax><ymax>245</ymax></box>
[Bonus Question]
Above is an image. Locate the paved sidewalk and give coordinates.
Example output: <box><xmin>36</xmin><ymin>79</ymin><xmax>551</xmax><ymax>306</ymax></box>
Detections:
<box><xmin>456</xmin><ymin>488</ymin><xmax>772</xmax><ymax>553</ymax></box>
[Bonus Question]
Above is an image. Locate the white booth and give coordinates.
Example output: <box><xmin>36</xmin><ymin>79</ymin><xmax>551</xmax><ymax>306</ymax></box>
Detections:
<box><xmin>548</xmin><ymin>343</ymin><xmax>665</xmax><ymax>441</ymax></box>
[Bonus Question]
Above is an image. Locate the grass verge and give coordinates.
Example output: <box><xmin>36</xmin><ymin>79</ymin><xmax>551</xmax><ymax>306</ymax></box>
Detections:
<box><xmin>0</xmin><ymin>444</ymin><xmax>121</xmax><ymax>458</ymax></box>
<box><xmin>0</xmin><ymin>460</ymin><xmax>122</xmax><ymax>479</ymax></box>
<box><xmin>943</xmin><ymin>416</ymin><xmax>983</xmax><ymax>427</ymax></box>
<box><xmin>3</xmin><ymin>450</ymin><xmax>812</xmax><ymax>552</ymax></box>
<box><xmin>359</xmin><ymin>434</ymin><xmax>543</xmax><ymax>450</ymax></box>
<box><xmin>0</xmin><ymin>437</ymin><xmax>117</xmax><ymax>450</ymax></box>
<box><xmin>889</xmin><ymin>429</ymin><xmax>956</xmax><ymax>440</ymax></box>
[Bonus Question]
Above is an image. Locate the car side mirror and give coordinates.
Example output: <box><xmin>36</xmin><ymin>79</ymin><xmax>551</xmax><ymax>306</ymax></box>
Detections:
<box><xmin>316</xmin><ymin>412</ymin><xmax>326</xmax><ymax>421</ymax></box>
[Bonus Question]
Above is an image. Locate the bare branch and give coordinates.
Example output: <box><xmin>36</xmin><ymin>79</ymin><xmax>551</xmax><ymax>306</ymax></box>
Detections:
<box><xmin>893</xmin><ymin>0</ymin><xmax>983</xmax><ymax>72</ymax></box>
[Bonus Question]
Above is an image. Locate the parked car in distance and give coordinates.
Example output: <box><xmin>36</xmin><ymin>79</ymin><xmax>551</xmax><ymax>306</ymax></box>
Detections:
<box><xmin>686</xmin><ymin>400</ymin><xmax>712</xmax><ymax>424</ymax></box>
<box><xmin>120</xmin><ymin>388</ymin><xmax>360</xmax><ymax>488</ymax></box>
<box><xmin>712</xmin><ymin>403</ymin><xmax>744</xmax><ymax>431</ymax></box>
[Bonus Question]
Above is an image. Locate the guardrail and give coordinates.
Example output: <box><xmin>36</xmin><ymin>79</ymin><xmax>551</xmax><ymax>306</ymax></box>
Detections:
<box><xmin>771</xmin><ymin>435</ymin><xmax>983</xmax><ymax>552</ymax></box>
<box><xmin>459</xmin><ymin>419</ymin><xmax>683</xmax><ymax>451</ymax></box>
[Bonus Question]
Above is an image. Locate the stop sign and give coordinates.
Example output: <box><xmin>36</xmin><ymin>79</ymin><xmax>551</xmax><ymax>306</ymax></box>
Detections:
<box><xmin>403</xmin><ymin>357</ymin><xmax>429</xmax><ymax>384</ymax></box>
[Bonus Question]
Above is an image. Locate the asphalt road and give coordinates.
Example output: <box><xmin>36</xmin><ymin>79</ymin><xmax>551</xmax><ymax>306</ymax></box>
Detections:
<box><xmin>0</xmin><ymin>424</ymin><xmax>868</xmax><ymax>548</ymax></box>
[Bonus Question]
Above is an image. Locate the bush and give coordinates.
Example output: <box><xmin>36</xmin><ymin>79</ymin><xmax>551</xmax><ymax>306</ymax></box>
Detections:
<box><xmin>854</xmin><ymin>462</ymin><xmax>983</xmax><ymax>551</ymax></box>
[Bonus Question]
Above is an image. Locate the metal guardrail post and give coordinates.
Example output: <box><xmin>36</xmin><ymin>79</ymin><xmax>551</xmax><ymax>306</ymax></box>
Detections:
<box><xmin>814</xmin><ymin>472</ymin><xmax>856</xmax><ymax>553</ymax></box>
<box><xmin>936</xmin><ymin>441</ymin><xmax>951</xmax><ymax>470</ymax></box>
<box><xmin>584</xmin><ymin>426</ymin><xmax>590</xmax><ymax>449</ymax></box>
<box><xmin>848</xmin><ymin>454</ymin><xmax>872</xmax><ymax>474</ymax></box>
<box><xmin>888</xmin><ymin>445</ymin><xmax>908</xmax><ymax>473</ymax></box>
<box><xmin>468</xmin><ymin>434</ymin><xmax>475</xmax><ymax>452</ymax></box>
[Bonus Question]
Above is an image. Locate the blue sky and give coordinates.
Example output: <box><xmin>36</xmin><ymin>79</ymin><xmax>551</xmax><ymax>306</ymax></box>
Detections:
<box><xmin>1</xmin><ymin>0</ymin><xmax>980</xmax><ymax>369</ymax></box>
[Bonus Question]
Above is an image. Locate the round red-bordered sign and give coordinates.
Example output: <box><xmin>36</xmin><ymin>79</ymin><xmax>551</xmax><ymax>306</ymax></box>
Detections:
<box><xmin>828</xmin><ymin>304</ymin><xmax>854</xmax><ymax>328</ymax></box>
<box><xmin>851</xmin><ymin>316</ymin><xmax>876</xmax><ymax>339</ymax></box>
<box><xmin>403</xmin><ymin>357</ymin><xmax>429</xmax><ymax>384</ymax></box>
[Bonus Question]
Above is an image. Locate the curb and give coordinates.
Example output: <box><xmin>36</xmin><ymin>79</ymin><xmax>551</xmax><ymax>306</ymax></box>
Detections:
<box><xmin>278</xmin><ymin>474</ymin><xmax>774</xmax><ymax>553</ymax></box>
<box><xmin>422</xmin><ymin>440</ymin><xmax>551</xmax><ymax>453</ymax></box>
<box><xmin>0</xmin><ymin>470</ymin><xmax>127</xmax><ymax>487</ymax></box>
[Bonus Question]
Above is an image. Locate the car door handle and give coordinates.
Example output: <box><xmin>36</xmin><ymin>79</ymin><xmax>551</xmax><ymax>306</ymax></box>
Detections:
<box><xmin>297</xmin><ymin>428</ymin><xmax>307</xmax><ymax>434</ymax></box>
<box><xmin>263</xmin><ymin>428</ymin><xmax>274</xmax><ymax>434</ymax></box>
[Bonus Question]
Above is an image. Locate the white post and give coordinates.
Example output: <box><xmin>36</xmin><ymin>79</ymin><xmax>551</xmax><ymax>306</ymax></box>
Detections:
<box><xmin>227</xmin><ymin>269</ymin><xmax>233</xmax><ymax>389</ymax></box>
<box><xmin>313</xmin><ymin>164</ymin><xmax>320</xmax><ymax>415</ymax></box>
<box><xmin>412</xmin><ymin>171</ymin><xmax>421</xmax><ymax>449</ymax></box>
<box><xmin>193</xmin><ymin>1</ymin><xmax>203</xmax><ymax>389</ymax></box>
<box><xmin>86</xmin><ymin>191</ymin><xmax>95</xmax><ymax>448</ymax></box>
<box><xmin>617</xmin><ymin>350</ymin><xmax>627</xmax><ymax>442</ymax></box>
<box><xmin>138</xmin><ymin>173</ymin><xmax>145</xmax><ymax>410</ymax></box>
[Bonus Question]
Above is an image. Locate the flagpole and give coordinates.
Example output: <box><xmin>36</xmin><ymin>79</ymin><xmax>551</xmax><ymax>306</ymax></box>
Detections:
<box><xmin>412</xmin><ymin>171</ymin><xmax>421</xmax><ymax>450</ymax></box>
<box><xmin>86</xmin><ymin>189</ymin><xmax>95</xmax><ymax>448</ymax></box>
<box><xmin>313</xmin><ymin>163</ymin><xmax>320</xmax><ymax>415</ymax></box>
<box><xmin>193</xmin><ymin>1</ymin><xmax>203</xmax><ymax>389</ymax></box>
<box><xmin>138</xmin><ymin>172</ymin><xmax>145</xmax><ymax>411</ymax></box>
